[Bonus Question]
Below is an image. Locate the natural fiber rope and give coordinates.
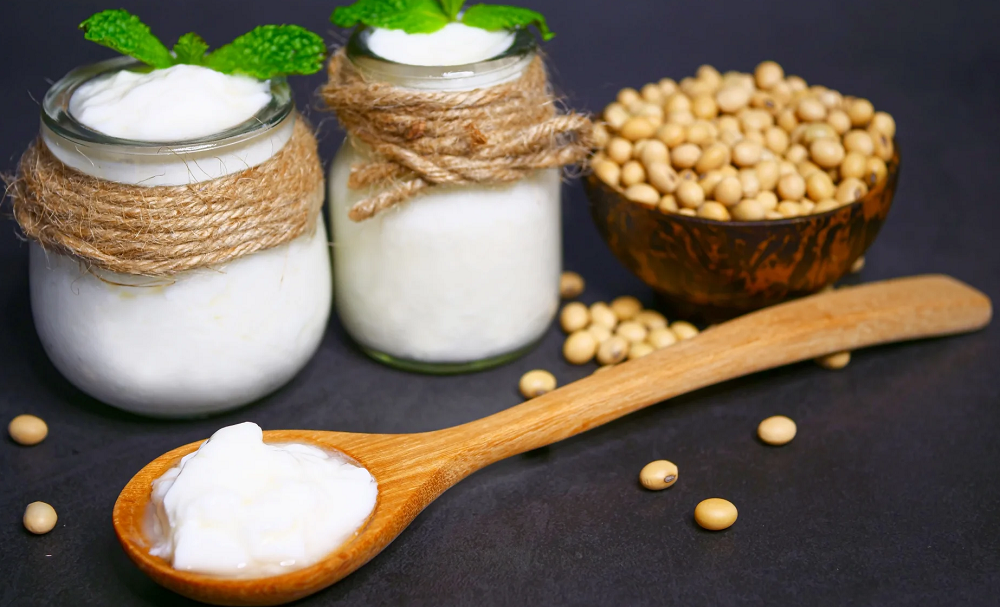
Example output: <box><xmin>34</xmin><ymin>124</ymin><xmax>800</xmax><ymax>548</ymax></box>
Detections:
<box><xmin>8</xmin><ymin>114</ymin><xmax>324</xmax><ymax>277</ymax></box>
<box><xmin>321</xmin><ymin>49</ymin><xmax>593</xmax><ymax>221</ymax></box>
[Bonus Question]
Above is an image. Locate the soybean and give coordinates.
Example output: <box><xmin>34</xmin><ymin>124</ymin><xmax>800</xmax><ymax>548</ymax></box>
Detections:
<box><xmin>670</xmin><ymin>321</ymin><xmax>700</xmax><ymax>341</ymax></box>
<box><xmin>588</xmin><ymin>323</ymin><xmax>613</xmax><ymax>344</ymax></box>
<box><xmin>836</xmin><ymin>178</ymin><xmax>868</xmax><ymax>204</ymax></box>
<box><xmin>610</xmin><ymin>296</ymin><xmax>643</xmax><ymax>321</ymax></box>
<box><xmin>757</xmin><ymin>415</ymin><xmax>797</xmax><ymax>445</ymax></box>
<box><xmin>628</xmin><ymin>342</ymin><xmax>655</xmax><ymax>360</ymax></box>
<box><xmin>590</xmin><ymin>302</ymin><xmax>618</xmax><ymax>329</ymax></box>
<box><xmin>23</xmin><ymin>502</ymin><xmax>58</xmax><ymax>535</ymax></box>
<box><xmin>732</xmin><ymin>141</ymin><xmax>762</xmax><ymax>167</ymax></box>
<box><xmin>597</xmin><ymin>336</ymin><xmax>630</xmax><ymax>366</ymax></box>
<box><xmin>647</xmin><ymin>162</ymin><xmax>679</xmax><ymax>194</ymax></box>
<box><xmin>810</xmin><ymin>138</ymin><xmax>846</xmax><ymax>168</ymax></box>
<box><xmin>519</xmin><ymin>370</ymin><xmax>557</xmax><ymax>399</ymax></box>
<box><xmin>816</xmin><ymin>351</ymin><xmax>851</xmax><ymax>370</ymax></box>
<box><xmin>694</xmin><ymin>498</ymin><xmax>738</xmax><ymax>531</ymax></box>
<box><xmin>806</xmin><ymin>172</ymin><xmax>836</xmax><ymax>201</ymax></box>
<box><xmin>559</xmin><ymin>271</ymin><xmax>585</xmax><ymax>299</ymax></box>
<box><xmin>564</xmin><ymin>331</ymin><xmax>598</xmax><ymax>365</ymax></box>
<box><xmin>671</xmin><ymin>143</ymin><xmax>702</xmax><ymax>169</ymax></box>
<box><xmin>639</xmin><ymin>460</ymin><xmax>679</xmax><ymax>490</ymax></box>
<box><xmin>717</xmin><ymin>86</ymin><xmax>750</xmax><ymax>113</ymax></box>
<box><xmin>698</xmin><ymin>201</ymin><xmax>731</xmax><ymax>221</ymax></box>
<box><xmin>635</xmin><ymin>310</ymin><xmax>668</xmax><ymax>330</ymax></box>
<box><xmin>714</xmin><ymin>176</ymin><xmax>743</xmax><ymax>206</ymax></box>
<box><xmin>625</xmin><ymin>183</ymin><xmax>660</xmax><ymax>206</ymax></box>
<box><xmin>620</xmin><ymin>117</ymin><xmax>656</xmax><ymax>141</ymax></box>
<box><xmin>755</xmin><ymin>61</ymin><xmax>784</xmax><ymax>89</ymax></box>
<box><xmin>840</xmin><ymin>152</ymin><xmax>868</xmax><ymax>180</ymax></box>
<box><xmin>616</xmin><ymin>321</ymin><xmax>648</xmax><ymax>344</ymax></box>
<box><xmin>9</xmin><ymin>415</ymin><xmax>48</xmax><ymax>446</ymax></box>
<box><xmin>647</xmin><ymin>327</ymin><xmax>679</xmax><ymax>349</ymax></box>
<box><xmin>732</xmin><ymin>198</ymin><xmax>766</xmax><ymax>221</ymax></box>
<box><xmin>676</xmin><ymin>181</ymin><xmax>706</xmax><ymax>209</ymax></box>
<box><xmin>560</xmin><ymin>302</ymin><xmax>590</xmax><ymax>333</ymax></box>
<box><xmin>593</xmin><ymin>160</ymin><xmax>621</xmax><ymax>188</ymax></box>
<box><xmin>639</xmin><ymin>139</ymin><xmax>668</xmax><ymax>165</ymax></box>
<box><xmin>778</xmin><ymin>173</ymin><xmax>806</xmax><ymax>201</ymax></box>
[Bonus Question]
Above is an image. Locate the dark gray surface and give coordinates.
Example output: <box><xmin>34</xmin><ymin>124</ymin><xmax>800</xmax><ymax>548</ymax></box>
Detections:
<box><xmin>2</xmin><ymin>1</ymin><xmax>999</xmax><ymax>605</ymax></box>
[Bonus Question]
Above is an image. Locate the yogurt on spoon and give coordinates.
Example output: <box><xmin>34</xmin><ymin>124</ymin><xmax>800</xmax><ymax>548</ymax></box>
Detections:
<box><xmin>148</xmin><ymin>423</ymin><xmax>378</xmax><ymax>578</ymax></box>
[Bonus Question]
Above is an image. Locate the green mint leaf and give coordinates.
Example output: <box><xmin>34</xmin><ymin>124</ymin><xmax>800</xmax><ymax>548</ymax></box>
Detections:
<box><xmin>462</xmin><ymin>4</ymin><xmax>554</xmax><ymax>40</ymax></box>
<box><xmin>332</xmin><ymin>0</ymin><xmax>450</xmax><ymax>34</ymax></box>
<box><xmin>439</xmin><ymin>0</ymin><xmax>465</xmax><ymax>20</ymax></box>
<box><xmin>204</xmin><ymin>25</ymin><xmax>327</xmax><ymax>80</ymax></box>
<box><xmin>332</xmin><ymin>0</ymin><xmax>414</xmax><ymax>28</ymax></box>
<box><xmin>172</xmin><ymin>33</ymin><xmax>209</xmax><ymax>65</ymax></box>
<box><xmin>376</xmin><ymin>0</ymin><xmax>451</xmax><ymax>33</ymax></box>
<box><xmin>79</xmin><ymin>9</ymin><xmax>174</xmax><ymax>69</ymax></box>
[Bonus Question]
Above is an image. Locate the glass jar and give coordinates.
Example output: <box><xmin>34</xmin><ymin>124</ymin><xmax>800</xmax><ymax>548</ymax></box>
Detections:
<box><xmin>29</xmin><ymin>58</ymin><xmax>332</xmax><ymax>417</ymax></box>
<box><xmin>329</xmin><ymin>30</ymin><xmax>562</xmax><ymax>373</ymax></box>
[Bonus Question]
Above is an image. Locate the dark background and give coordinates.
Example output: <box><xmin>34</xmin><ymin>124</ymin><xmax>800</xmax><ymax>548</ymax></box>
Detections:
<box><xmin>3</xmin><ymin>1</ymin><xmax>999</xmax><ymax>605</ymax></box>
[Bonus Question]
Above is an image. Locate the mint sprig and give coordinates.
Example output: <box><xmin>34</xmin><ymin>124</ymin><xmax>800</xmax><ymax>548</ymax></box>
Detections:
<box><xmin>80</xmin><ymin>9</ymin><xmax>174</xmax><ymax>69</ymax></box>
<box><xmin>439</xmin><ymin>0</ymin><xmax>465</xmax><ymax>20</ymax></box>
<box><xmin>333</xmin><ymin>0</ymin><xmax>450</xmax><ymax>34</ymax></box>
<box><xmin>79</xmin><ymin>10</ymin><xmax>326</xmax><ymax>79</ymax></box>
<box><xmin>204</xmin><ymin>25</ymin><xmax>328</xmax><ymax>80</ymax></box>
<box><xmin>462</xmin><ymin>5</ymin><xmax>552</xmax><ymax>41</ymax></box>
<box><xmin>332</xmin><ymin>0</ymin><xmax>554</xmax><ymax>40</ymax></box>
<box><xmin>172</xmin><ymin>33</ymin><xmax>209</xmax><ymax>65</ymax></box>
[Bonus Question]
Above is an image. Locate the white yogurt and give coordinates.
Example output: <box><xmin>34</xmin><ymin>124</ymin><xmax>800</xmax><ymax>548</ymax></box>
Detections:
<box><xmin>29</xmin><ymin>65</ymin><xmax>331</xmax><ymax>417</ymax></box>
<box><xmin>366</xmin><ymin>23</ymin><xmax>516</xmax><ymax>67</ymax></box>
<box><xmin>149</xmin><ymin>423</ymin><xmax>377</xmax><ymax>577</ymax></box>
<box><xmin>330</xmin><ymin>26</ymin><xmax>561</xmax><ymax>367</ymax></box>
<box><xmin>331</xmin><ymin>147</ymin><xmax>560</xmax><ymax>363</ymax></box>
<box><xmin>70</xmin><ymin>64</ymin><xmax>271</xmax><ymax>141</ymax></box>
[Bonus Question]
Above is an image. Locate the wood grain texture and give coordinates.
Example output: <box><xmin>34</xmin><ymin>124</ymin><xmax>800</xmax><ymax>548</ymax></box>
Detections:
<box><xmin>586</xmin><ymin>151</ymin><xmax>900</xmax><ymax>320</ymax></box>
<box><xmin>113</xmin><ymin>274</ymin><xmax>990</xmax><ymax>606</ymax></box>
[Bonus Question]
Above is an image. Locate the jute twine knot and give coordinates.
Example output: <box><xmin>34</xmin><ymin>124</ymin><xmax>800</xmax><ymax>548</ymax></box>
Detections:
<box><xmin>7</xmin><ymin>115</ymin><xmax>324</xmax><ymax>277</ymax></box>
<box><xmin>321</xmin><ymin>49</ymin><xmax>594</xmax><ymax>221</ymax></box>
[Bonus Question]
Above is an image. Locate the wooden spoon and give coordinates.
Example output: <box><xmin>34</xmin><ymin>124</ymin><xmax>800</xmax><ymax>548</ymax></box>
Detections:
<box><xmin>114</xmin><ymin>275</ymin><xmax>991</xmax><ymax>606</ymax></box>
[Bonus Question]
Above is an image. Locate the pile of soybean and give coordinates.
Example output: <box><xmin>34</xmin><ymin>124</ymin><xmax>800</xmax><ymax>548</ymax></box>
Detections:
<box><xmin>560</xmin><ymin>296</ymin><xmax>699</xmax><ymax>367</ymax></box>
<box><xmin>591</xmin><ymin>61</ymin><xmax>896</xmax><ymax>221</ymax></box>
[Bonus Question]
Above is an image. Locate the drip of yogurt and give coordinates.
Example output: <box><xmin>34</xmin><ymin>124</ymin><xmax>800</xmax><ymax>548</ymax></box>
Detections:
<box><xmin>366</xmin><ymin>22</ymin><xmax>516</xmax><ymax>66</ymax></box>
<box><xmin>149</xmin><ymin>423</ymin><xmax>377</xmax><ymax>577</ymax></box>
<box><xmin>70</xmin><ymin>64</ymin><xmax>271</xmax><ymax>141</ymax></box>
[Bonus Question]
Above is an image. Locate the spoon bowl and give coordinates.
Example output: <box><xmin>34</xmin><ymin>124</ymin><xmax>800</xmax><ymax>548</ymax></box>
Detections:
<box><xmin>114</xmin><ymin>275</ymin><xmax>991</xmax><ymax>606</ymax></box>
<box><xmin>114</xmin><ymin>429</ymin><xmax>456</xmax><ymax>606</ymax></box>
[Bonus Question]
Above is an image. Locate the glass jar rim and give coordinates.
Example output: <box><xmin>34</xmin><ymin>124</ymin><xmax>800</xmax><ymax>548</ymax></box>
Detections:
<box><xmin>41</xmin><ymin>57</ymin><xmax>293</xmax><ymax>154</ymax></box>
<box><xmin>346</xmin><ymin>26</ymin><xmax>537</xmax><ymax>87</ymax></box>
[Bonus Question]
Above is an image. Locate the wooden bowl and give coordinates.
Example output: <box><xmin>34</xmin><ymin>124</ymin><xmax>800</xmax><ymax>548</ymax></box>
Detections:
<box><xmin>585</xmin><ymin>153</ymin><xmax>900</xmax><ymax>321</ymax></box>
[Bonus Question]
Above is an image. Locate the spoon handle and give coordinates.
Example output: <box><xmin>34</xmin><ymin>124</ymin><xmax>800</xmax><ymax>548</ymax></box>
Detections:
<box><xmin>443</xmin><ymin>275</ymin><xmax>990</xmax><ymax>473</ymax></box>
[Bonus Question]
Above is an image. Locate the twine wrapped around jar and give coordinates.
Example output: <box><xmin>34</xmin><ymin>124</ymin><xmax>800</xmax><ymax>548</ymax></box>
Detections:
<box><xmin>7</xmin><ymin>115</ymin><xmax>324</xmax><ymax>277</ymax></box>
<box><xmin>322</xmin><ymin>49</ymin><xmax>594</xmax><ymax>221</ymax></box>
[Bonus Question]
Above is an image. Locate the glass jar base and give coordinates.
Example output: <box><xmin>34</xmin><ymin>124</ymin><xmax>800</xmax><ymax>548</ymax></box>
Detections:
<box><xmin>361</xmin><ymin>340</ymin><xmax>539</xmax><ymax>375</ymax></box>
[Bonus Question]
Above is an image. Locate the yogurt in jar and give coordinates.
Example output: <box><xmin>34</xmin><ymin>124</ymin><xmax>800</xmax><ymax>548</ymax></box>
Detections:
<box><xmin>69</xmin><ymin>63</ymin><xmax>272</xmax><ymax>141</ymax></box>
<box><xmin>329</xmin><ymin>26</ymin><xmax>562</xmax><ymax>369</ymax></box>
<box><xmin>30</xmin><ymin>62</ymin><xmax>332</xmax><ymax>417</ymax></box>
<box><xmin>366</xmin><ymin>22</ymin><xmax>515</xmax><ymax>67</ymax></box>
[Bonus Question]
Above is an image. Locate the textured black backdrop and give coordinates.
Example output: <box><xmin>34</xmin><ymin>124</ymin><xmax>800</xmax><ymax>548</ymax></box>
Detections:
<box><xmin>2</xmin><ymin>1</ymin><xmax>999</xmax><ymax>606</ymax></box>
